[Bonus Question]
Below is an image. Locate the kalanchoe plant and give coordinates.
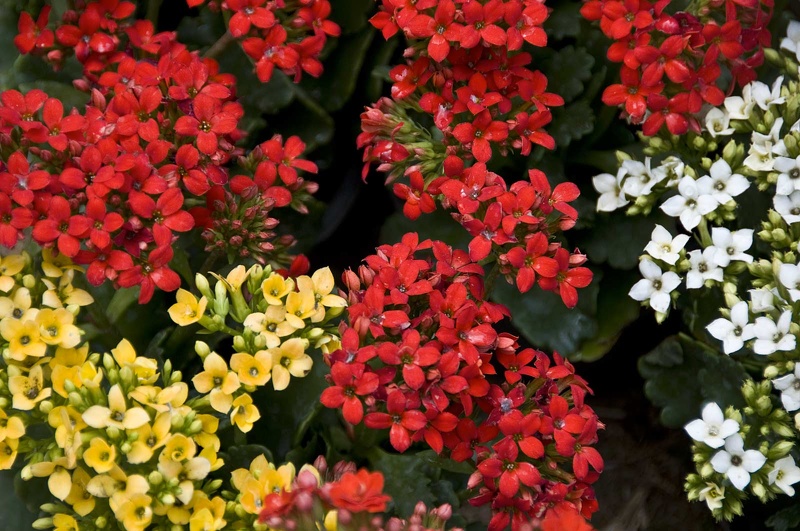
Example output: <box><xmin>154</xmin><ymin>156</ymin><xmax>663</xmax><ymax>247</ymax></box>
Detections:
<box><xmin>590</xmin><ymin>16</ymin><xmax>800</xmax><ymax>524</ymax></box>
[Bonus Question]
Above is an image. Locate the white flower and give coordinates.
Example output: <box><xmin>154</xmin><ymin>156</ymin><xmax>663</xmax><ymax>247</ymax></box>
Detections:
<box><xmin>697</xmin><ymin>159</ymin><xmax>749</xmax><ymax>205</ymax></box>
<box><xmin>768</xmin><ymin>456</ymin><xmax>800</xmax><ymax>496</ymax></box>
<box><xmin>710</xmin><ymin>433</ymin><xmax>767</xmax><ymax>490</ymax></box>
<box><xmin>749</xmin><ymin>288</ymin><xmax>776</xmax><ymax>313</ymax></box>
<box><xmin>781</xmin><ymin>21</ymin><xmax>800</xmax><ymax>62</ymax></box>
<box><xmin>686</xmin><ymin>248</ymin><xmax>723</xmax><ymax>289</ymax></box>
<box><xmin>698</xmin><ymin>483</ymin><xmax>725</xmax><ymax>511</ymax></box>
<box><xmin>752</xmin><ymin>77</ymin><xmax>785</xmax><ymax>111</ymax></box>
<box><xmin>593</xmin><ymin>169</ymin><xmax>628</xmax><ymax>212</ymax></box>
<box><xmin>774</xmin><ymin>155</ymin><xmax>800</xmax><ymax>195</ymax></box>
<box><xmin>775</xmin><ymin>192</ymin><xmax>800</xmax><ymax>224</ymax></box>
<box><xmin>710</xmin><ymin>227</ymin><xmax>753</xmax><ymax>267</ymax></box>
<box><xmin>705</xmin><ymin>108</ymin><xmax>734</xmax><ymax>137</ymax></box>
<box><xmin>644</xmin><ymin>225</ymin><xmax>690</xmax><ymax>265</ymax></box>
<box><xmin>753</xmin><ymin>311</ymin><xmax>795</xmax><ymax>355</ymax></box>
<box><xmin>706</xmin><ymin>301</ymin><xmax>755</xmax><ymax>355</ymax></box>
<box><xmin>628</xmin><ymin>259</ymin><xmax>681</xmax><ymax>313</ymax></box>
<box><xmin>620</xmin><ymin>158</ymin><xmax>656</xmax><ymax>197</ymax></box>
<box><xmin>684</xmin><ymin>403</ymin><xmax>740</xmax><ymax>448</ymax></box>
<box><xmin>744</xmin><ymin>119</ymin><xmax>787</xmax><ymax>172</ymax></box>
<box><xmin>774</xmin><ymin>365</ymin><xmax>800</xmax><ymax>412</ymax></box>
<box><xmin>651</xmin><ymin>155</ymin><xmax>684</xmax><ymax>187</ymax></box>
<box><xmin>724</xmin><ymin>84</ymin><xmax>755</xmax><ymax>120</ymax></box>
<box><xmin>660</xmin><ymin>176</ymin><xmax>718</xmax><ymax>230</ymax></box>
<box><xmin>779</xmin><ymin>263</ymin><xmax>800</xmax><ymax>302</ymax></box>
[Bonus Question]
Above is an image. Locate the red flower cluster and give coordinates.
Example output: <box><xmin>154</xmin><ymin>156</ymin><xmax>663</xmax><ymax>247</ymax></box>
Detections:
<box><xmin>259</xmin><ymin>458</ymin><xmax>459</xmax><ymax>531</ymax></box>
<box><xmin>358</xmin><ymin>0</ymin><xmax>591</xmax><ymax>306</ymax></box>
<box><xmin>7</xmin><ymin>4</ymin><xmax>319</xmax><ymax>302</ymax></box>
<box><xmin>321</xmin><ymin>234</ymin><xmax>602</xmax><ymax>531</ymax></box>
<box><xmin>188</xmin><ymin>0</ymin><xmax>340</xmax><ymax>82</ymax></box>
<box><xmin>581</xmin><ymin>0</ymin><xmax>773</xmax><ymax>135</ymax></box>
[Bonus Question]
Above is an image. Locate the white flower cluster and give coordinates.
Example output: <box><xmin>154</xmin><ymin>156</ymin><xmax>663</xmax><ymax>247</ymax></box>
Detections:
<box><xmin>593</xmin><ymin>157</ymin><xmax>684</xmax><ymax>213</ymax></box>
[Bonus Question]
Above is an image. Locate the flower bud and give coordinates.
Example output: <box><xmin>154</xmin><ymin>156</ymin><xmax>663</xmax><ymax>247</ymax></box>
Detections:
<box><xmin>233</xmin><ymin>335</ymin><xmax>247</xmax><ymax>352</ymax></box>
<box><xmin>195</xmin><ymin>341</ymin><xmax>211</xmax><ymax>360</ymax></box>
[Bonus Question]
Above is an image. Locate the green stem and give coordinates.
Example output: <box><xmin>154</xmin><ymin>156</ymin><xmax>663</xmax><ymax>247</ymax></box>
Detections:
<box><xmin>199</xmin><ymin>250</ymin><xmax>223</xmax><ymax>276</ymax></box>
<box><xmin>483</xmin><ymin>258</ymin><xmax>502</xmax><ymax>298</ymax></box>
<box><xmin>146</xmin><ymin>0</ymin><xmax>163</xmax><ymax>27</ymax></box>
<box><xmin>203</xmin><ymin>32</ymin><xmax>235</xmax><ymax>60</ymax></box>
<box><xmin>697</xmin><ymin>218</ymin><xmax>713</xmax><ymax>248</ymax></box>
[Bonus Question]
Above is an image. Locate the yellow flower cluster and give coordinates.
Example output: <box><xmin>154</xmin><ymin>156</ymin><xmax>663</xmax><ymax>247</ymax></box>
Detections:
<box><xmin>168</xmin><ymin>265</ymin><xmax>346</xmax><ymax>431</ymax></box>
<box><xmin>0</xmin><ymin>253</ymin><xmax>299</xmax><ymax>531</ymax></box>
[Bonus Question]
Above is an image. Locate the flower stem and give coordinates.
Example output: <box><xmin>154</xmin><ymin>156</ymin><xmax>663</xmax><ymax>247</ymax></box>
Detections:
<box><xmin>146</xmin><ymin>0</ymin><xmax>163</xmax><ymax>26</ymax></box>
<box><xmin>203</xmin><ymin>32</ymin><xmax>235</xmax><ymax>60</ymax></box>
<box><xmin>199</xmin><ymin>250</ymin><xmax>223</xmax><ymax>275</ymax></box>
<box><xmin>483</xmin><ymin>258</ymin><xmax>502</xmax><ymax>298</ymax></box>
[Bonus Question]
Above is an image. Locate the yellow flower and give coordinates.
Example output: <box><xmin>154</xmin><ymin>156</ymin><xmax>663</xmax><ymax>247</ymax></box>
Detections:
<box><xmin>84</xmin><ymin>438</ymin><xmax>117</xmax><ymax>474</ymax></box>
<box><xmin>159</xmin><ymin>457</ymin><xmax>211</xmax><ymax>504</ymax></box>
<box><xmin>109</xmin><ymin>474</ymin><xmax>150</xmax><ymax>513</ymax></box>
<box><xmin>0</xmin><ymin>410</ymin><xmax>25</xmax><ymax>441</ymax></box>
<box><xmin>51</xmin><ymin>364</ymin><xmax>82</xmax><ymax>397</ymax></box>
<box><xmin>85</xmin><ymin>465</ymin><xmax>128</xmax><ymax>498</ymax></box>
<box><xmin>319</xmin><ymin>335</ymin><xmax>342</xmax><ymax>354</ymax></box>
<box><xmin>297</xmin><ymin>267</ymin><xmax>347</xmax><ymax>322</ymax></box>
<box><xmin>111</xmin><ymin>339</ymin><xmax>158</xmax><ymax>385</ymax></box>
<box><xmin>8</xmin><ymin>364</ymin><xmax>51</xmax><ymax>410</ymax></box>
<box><xmin>324</xmin><ymin>510</ymin><xmax>338</xmax><ymax>531</ymax></box>
<box><xmin>82</xmin><ymin>384</ymin><xmax>150</xmax><ymax>430</ymax></box>
<box><xmin>214</xmin><ymin>265</ymin><xmax>248</xmax><ymax>290</ymax></box>
<box><xmin>129</xmin><ymin>383</ymin><xmax>189</xmax><ymax>412</ymax></box>
<box><xmin>36</xmin><ymin>308</ymin><xmax>81</xmax><ymax>348</ymax></box>
<box><xmin>261</xmin><ymin>273</ymin><xmax>295</xmax><ymax>306</ymax></box>
<box><xmin>237</xmin><ymin>476</ymin><xmax>267</xmax><ymax>514</ymax></box>
<box><xmin>49</xmin><ymin>344</ymin><xmax>89</xmax><ymax>369</ymax></box>
<box><xmin>127</xmin><ymin>412</ymin><xmax>171</xmax><ymax>464</ymax></box>
<box><xmin>192</xmin><ymin>352</ymin><xmax>239</xmax><ymax>413</ymax></box>
<box><xmin>0</xmin><ymin>438</ymin><xmax>18</xmax><ymax>469</ymax></box>
<box><xmin>25</xmin><ymin>456</ymin><xmax>74</xmax><ymax>500</ymax></box>
<box><xmin>242</xmin><ymin>306</ymin><xmax>298</xmax><ymax>348</ymax></box>
<box><xmin>115</xmin><ymin>493</ymin><xmax>153</xmax><ymax>531</ymax></box>
<box><xmin>0</xmin><ymin>254</ymin><xmax>26</xmax><ymax>292</ymax></box>
<box><xmin>267</xmin><ymin>338</ymin><xmax>312</xmax><ymax>391</ymax></box>
<box><xmin>65</xmin><ymin>467</ymin><xmax>95</xmax><ymax>516</ymax></box>
<box><xmin>41</xmin><ymin>270</ymin><xmax>93</xmax><ymax>308</ymax></box>
<box><xmin>231</xmin><ymin>394</ymin><xmax>260</xmax><ymax>433</ymax></box>
<box><xmin>284</xmin><ymin>289</ymin><xmax>316</xmax><ymax>328</ymax></box>
<box><xmin>230</xmin><ymin>351</ymin><xmax>272</xmax><ymax>387</ymax></box>
<box><xmin>0</xmin><ymin>287</ymin><xmax>31</xmax><ymax>320</ymax></box>
<box><xmin>1</xmin><ymin>317</ymin><xmax>47</xmax><ymax>360</ymax></box>
<box><xmin>189</xmin><ymin>496</ymin><xmax>226</xmax><ymax>531</ymax></box>
<box><xmin>194</xmin><ymin>414</ymin><xmax>220</xmax><ymax>451</ymax></box>
<box><xmin>41</xmin><ymin>248</ymin><xmax>79</xmax><ymax>278</ymax></box>
<box><xmin>52</xmin><ymin>514</ymin><xmax>79</xmax><ymax>531</ymax></box>
<box><xmin>198</xmin><ymin>445</ymin><xmax>224</xmax><ymax>472</ymax></box>
<box><xmin>161</xmin><ymin>433</ymin><xmax>196</xmax><ymax>463</ymax></box>
<box><xmin>48</xmin><ymin>406</ymin><xmax>84</xmax><ymax>464</ymax></box>
<box><xmin>169</xmin><ymin>289</ymin><xmax>208</xmax><ymax>326</ymax></box>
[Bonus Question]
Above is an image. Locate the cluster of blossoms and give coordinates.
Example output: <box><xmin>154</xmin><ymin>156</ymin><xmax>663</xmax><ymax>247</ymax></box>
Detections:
<box><xmin>358</xmin><ymin>0</ymin><xmax>592</xmax><ymax>306</ymax></box>
<box><xmin>581</xmin><ymin>0</ymin><xmax>773</xmax><ymax>135</ymax></box>
<box><xmin>591</xmin><ymin>22</ymin><xmax>800</xmax><ymax>520</ymax></box>
<box><xmin>258</xmin><ymin>456</ymin><xmax>460</xmax><ymax>531</ymax></box>
<box><xmin>167</xmin><ymin>264</ymin><xmax>345</xmax><ymax>431</ymax></box>
<box><xmin>5</xmin><ymin>2</ymin><xmax>320</xmax><ymax>303</ymax></box>
<box><xmin>321</xmin><ymin>234</ymin><xmax>601</xmax><ymax>531</ymax></box>
<box><xmin>0</xmin><ymin>251</ymin><xmax>292</xmax><ymax>530</ymax></box>
<box><xmin>187</xmin><ymin>0</ymin><xmax>340</xmax><ymax>82</ymax></box>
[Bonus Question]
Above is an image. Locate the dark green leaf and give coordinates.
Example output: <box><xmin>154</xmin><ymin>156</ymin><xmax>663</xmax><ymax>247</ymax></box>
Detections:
<box><xmin>329</xmin><ymin>0</ymin><xmax>374</xmax><ymax>35</ymax></box>
<box><xmin>573</xmin><ymin>269</ymin><xmax>640</xmax><ymax>362</ymax></box>
<box><xmin>543</xmin><ymin>2</ymin><xmax>583</xmax><ymax>40</ymax></box>
<box><xmin>545</xmin><ymin>46</ymin><xmax>594</xmax><ymax>103</ymax></box>
<box><xmin>380</xmin><ymin>209</ymin><xmax>470</xmax><ymax>249</ymax></box>
<box><xmin>0</xmin><ymin>471</ymin><xmax>38</xmax><ymax>529</ymax></box>
<box><xmin>176</xmin><ymin>8</ymin><xmax>225</xmax><ymax>47</ymax></box>
<box><xmin>105</xmin><ymin>287</ymin><xmax>141</xmax><ymax>326</ymax></box>
<box><xmin>766</xmin><ymin>504</ymin><xmax>800</xmax><ymax>531</ymax></box>
<box><xmin>638</xmin><ymin>335</ymin><xmax>748</xmax><ymax>428</ymax></box>
<box><xmin>549</xmin><ymin>100</ymin><xmax>595</xmax><ymax>148</ymax></box>
<box><xmin>491</xmin><ymin>273</ymin><xmax>600</xmax><ymax>358</ymax></box>
<box><xmin>367</xmin><ymin>448</ymin><xmax>436</xmax><ymax>517</ymax></box>
<box><xmin>216</xmin><ymin>444</ymin><xmax>274</xmax><ymax>479</ymax></box>
<box><xmin>580</xmin><ymin>211</ymin><xmax>675</xmax><ymax>270</ymax></box>
<box><xmin>304</xmin><ymin>27</ymin><xmax>375</xmax><ymax>112</ymax></box>
<box><xmin>170</xmin><ymin>247</ymin><xmax>194</xmax><ymax>287</ymax></box>
<box><xmin>416</xmin><ymin>450</ymin><xmax>475</xmax><ymax>475</ymax></box>
<box><xmin>366</xmin><ymin>39</ymin><xmax>399</xmax><ymax>103</ymax></box>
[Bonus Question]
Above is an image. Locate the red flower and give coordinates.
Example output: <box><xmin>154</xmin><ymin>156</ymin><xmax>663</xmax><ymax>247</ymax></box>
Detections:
<box><xmin>84</xmin><ymin>247</ymin><xmax>134</xmax><ymax>286</ymax></box>
<box><xmin>0</xmin><ymin>193</ymin><xmax>33</xmax><ymax>248</ymax></box>
<box><xmin>174</xmin><ymin>94</ymin><xmax>239</xmax><ymax>155</ymax></box>
<box><xmin>642</xmin><ymin>93</ymin><xmax>690</xmax><ymax>136</ymax></box>
<box><xmin>1</xmin><ymin>152</ymin><xmax>50</xmax><ymax>206</ymax></box>
<box><xmin>502</xmin><ymin>233</ymin><xmax>559</xmax><ymax>293</ymax></box>
<box><xmin>364</xmin><ymin>390</ymin><xmax>428</xmax><ymax>452</ymax></box>
<box><xmin>14</xmin><ymin>8</ymin><xmax>54</xmax><ymax>54</ymax></box>
<box><xmin>326</xmin><ymin>470</ymin><xmax>391</xmax><ymax>513</ymax></box>
<box><xmin>496</xmin><ymin>347</ymin><xmax>540</xmax><ymax>385</ymax></box>
<box><xmin>498</xmin><ymin>410</ymin><xmax>544</xmax><ymax>458</ymax></box>
<box><xmin>601</xmin><ymin>65</ymin><xmax>662</xmax><ymax>121</ymax></box>
<box><xmin>32</xmin><ymin>196</ymin><xmax>90</xmax><ymax>257</ymax></box>
<box><xmin>377</xmin><ymin>330</ymin><xmax>440</xmax><ymax>389</ymax></box>
<box><xmin>241</xmin><ymin>27</ymin><xmax>299</xmax><ymax>83</ymax></box>
<box><xmin>259</xmin><ymin>135</ymin><xmax>317</xmax><ymax>186</ymax></box>
<box><xmin>393</xmin><ymin>171</ymin><xmax>436</xmax><ymax>220</ymax></box>
<box><xmin>85</xmin><ymin>198</ymin><xmax>124</xmax><ymax>249</ymax></box>
<box><xmin>452</xmin><ymin>110</ymin><xmax>509</xmax><ymax>162</ymax></box>
<box><xmin>454</xmin><ymin>73</ymin><xmax>504</xmax><ymax>115</ymax></box>
<box><xmin>128</xmin><ymin>188</ymin><xmax>195</xmax><ymax>241</ymax></box>
<box><xmin>117</xmin><ymin>245</ymin><xmax>181</xmax><ymax>303</ymax></box>
<box><xmin>504</xmin><ymin>1</ymin><xmax>548</xmax><ymax>50</ymax></box>
<box><xmin>320</xmin><ymin>362</ymin><xmax>379</xmax><ymax>424</ymax></box>
<box><xmin>296</xmin><ymin>0</ymin><xmax>341</xmax><ymax>38</ymax></box>
<box><xmin>460</xmin><ymin>0</ymin><xmax>507</xmax><ymax>48</ymax></box>
<box><xmin>477</xmin><ymin>437</ymin><xmax>542</xmax><ymax>497</ymax></box>
<box><xmin>40</xmin><ymin>98</ymin><xmax>85</xmax><ymax>150</ymax></box>
<box><xmin>408</xmin><ymin>0</ymin><xmax>461</xmax><ymax>62</ymax></box>
<box><xmin>227</xmin><ymin>0</ymin><xmax>276</xmax><ymax>38</ymax></box>
<box><xmin>436</xmin><ymin>304</ymin><xmax>497</xmax><ymax>364</ymax></box>
<box><xmin>462</xmin><ymin>201</ymin><xmax>513</xmax><ymax>261</ymax></box>
<box><xmin>537</xmin><ymin>248</ymin><xmax>593</xmax><ymax>308</ymax></box>
<box><xmin>554</xmin><ymin>417</ymin><xmax>604</xmax><ymax>480</ymax></box>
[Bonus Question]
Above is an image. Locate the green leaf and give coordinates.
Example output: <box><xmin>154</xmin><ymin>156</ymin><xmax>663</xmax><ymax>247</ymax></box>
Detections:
<box><xmin>249</xmin><ymin>353</ymin><xmax>329</xmax><ymax>461</ymax></box>
<box><xmin>416</xmin><ymin>450</ymin><xmax>475</xmax><ymax>475</ymax></box>
<box><xmin>573</xmin><ymin>269</ymin><xmax>640</xmax><ymax>362</ymax></box>
<box><xmin>0</xmin><ymin>471</ymin><xmax>38</xmax><ymax>529</ymax></box>
<box><xmin>638</xmin><ymin>335</ymin><xmax>748</xmax><ymax>428</ymax></box>
<box><xmin>580</xmin><ymin>211</ymin><xmax>675</xmax><ymax>270</ymax></box>
<box><xmin>367</xmin><ymin>448</ymin><xmax>436</xmax><ymax>517</ymax></box>
<box><xmin>17</xmin><ymin>80</ymin><xmax>88</xmax><ymax>110</ymax></box>
<box><xmin>491</xmin><ymin>273</ymin><xmax>600</xmax><ymax>358</ymax></box>
<box><xmin>170</xmin><ymin>247</ymin><xmax>194</xmax><ymax>287</ymax></box>
<box><xmin>303</xmin><ymin>27</ymin><xmax>375</xmax><ymax>112</ymax></box>
<box><xmin>545</xmin><ymin>46</ymin><xmax>594</xmax><ymax>103</ymax></box>
<box><xmin>767</xmin><ymin>504</ymin><xmax>800</xmax><ymax>531</ymax></box>
<box><xmin>543</xmin><ymin>2</ymin><xmax>583</xmax><ymax>40</ymax></box>
<box><xmin>329</xmin><ymin>0</ymin><xmax>374</xmax><ymax>35</ymax></box>
<box><xmin>105</xmin><ymin>287</ymin><xmax>142</xmax><ymax>326</ymax></box>
<box><xmin>549</xmin><ymin>100</ymin><xmax>595</xmax><ymax>148</ymax></box>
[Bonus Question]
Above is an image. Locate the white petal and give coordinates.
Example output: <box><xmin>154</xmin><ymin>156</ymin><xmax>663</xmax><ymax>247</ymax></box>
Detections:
<box><xmin>685</xmin><ymin>419</ymin><xmax>709</xmax><ymax>442</ymax></box>
<box><xmin>660</xmin><ymin>272</ymin><xmax>682</xmax><ymax>293</ymax></box>
<box><xmin>725</xmin><ymin>174</ymin><xmax>750</xmax><ymax>197</ymax></box>
<box><xmin>701</xmin><ymin>403</ymin><xmax>724</xmax><ymax>425</ymax></box>
<box><xmin>661</xmin><ymin>195</ymin><xmax>687</xmax><ymax>217</ymax></box>
<box><xmin>724</xmin><ymin>433</ymin><xmax>745</xmax><ymax>454</ymax></box>
<box><xmin>741</xmin><ymin>450</ymin><xmax>767</xmax><ymax>473</ymax></box>
<box><xmin>730</xmin><ymin>301</ymin><xmax>750</xmax><ymax>326</ymax></box>
<box><xmin>727</xmin><ymin>466</ymin><xmax>751</xmax><ymax>490</ymax></box>
<box><xmin>651</xmin><ymin>224</ymin><xmax>671</xmax><ymax>244</ymax></box>
<box><xmin>592</xmin><ymin>173</ymin><xmax>617</xmax><ymax>193</ymax></box>
<box><xmin>711</xmin><ymin>451</ymin><xmax>733</xmax><ymax>474</ymax></box>
<box><xmin>649</xmin><ymin>291</ymin><xmax>671</xmax><ymax>314</ymax></box>
<box><xmin>679</xmin><ymin>209</ymin><xmax>702</xmax><ymax>231</ymax></box>
<box><xmin>639</xmin><ymin>259</ymin><xmax>662</xmax><ymax>280</ymax></box>
<box><xmin>718</xmin><ymin>419</ymin><xmax>739</xmax><ymax>439</ymax></box>
<box><xmin>629</xmin><ymin>279</ymin><xmax>655</xmax><ymax>302</ymax></box>
<box><xmin>773</xmin><ymin>373</ymin><xmax>796</xmax><ymax>391</ymax></box>
<box><xmin>709</xmin><ymin>159</ymin><xmax>731</xmax><ymax>180</ymax></box>
<box><xmin>706</xmin><ymin>318</ymin><xmax>734</xmax><ymax>341</ymax></box>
